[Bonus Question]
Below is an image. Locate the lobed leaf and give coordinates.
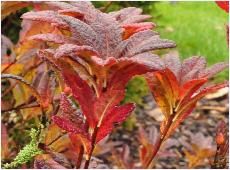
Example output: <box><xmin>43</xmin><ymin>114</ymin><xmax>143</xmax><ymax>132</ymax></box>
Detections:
<box><xmin>52</xmin><ymin>116</ymin><xmax>84</xmax><ymax>134</ymax></box>
<box><xmin>56</xmin><ymin>60</ymin><xmax>97</xmax><ymax>128</ymax></box>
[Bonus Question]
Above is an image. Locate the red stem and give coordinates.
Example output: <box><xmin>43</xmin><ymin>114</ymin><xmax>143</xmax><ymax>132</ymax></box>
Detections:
<box><xmin>144</xmin><ymin>113</ymin><xmax>175</xmax><ymax>168</ymax></box>
<box><xmin>76</xmin><ymin>145</ymin><xmax>84</xmax><ymax>168</ymax></box>
<box><xmin>84</xmin><ymin>126</ymin><xmax>98</xmax><ymax>169</ymax></box>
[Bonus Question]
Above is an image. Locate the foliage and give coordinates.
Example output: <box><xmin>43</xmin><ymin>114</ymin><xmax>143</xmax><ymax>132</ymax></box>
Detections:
<box><xmin>144</xmin><ymin>54</ymin><xmax>228</xmax><ymax>168</ymax></box>
<box><xmin>3</xmin><ymin>129</ymin><xmax>43</xmax><ymax>169</ymax></box>
<box><xmin>1</xmin><ymin>1</ymin><xmax>228</xmax><ymax>169</ymax></box>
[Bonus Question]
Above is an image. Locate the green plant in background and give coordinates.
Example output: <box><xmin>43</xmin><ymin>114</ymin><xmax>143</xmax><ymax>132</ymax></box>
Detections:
<box><xmin>3</xmin><ymin>129</ymin><xmax>43</xmax><ymax>169</ymax></box>
<box><xmin>92</xmin><ymin>1</ymin><xmax>155</xmax><ymax>13</ymax></box>
<box><xmin>123</xmin><ymin>76</ymin><xmax>149</xmax><ymax>106</ymax></box>
<box><xmin>151</xmin><ymin>2</ymin><xmax>229</xmax><ymax>81</ymax></box>
<box><xmin>122</xmin><ymin>76</ymin><xmax>149</xmax><ymax>131</ymax></box>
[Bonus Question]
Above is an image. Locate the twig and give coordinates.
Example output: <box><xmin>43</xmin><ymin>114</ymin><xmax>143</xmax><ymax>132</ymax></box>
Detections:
<box><xmin>1</xmin><ymin>59</ymin><xmax>17</xmax><ymax>73</ymax></box>
<box><xmin>76</xmin><ymin>145</ymin><xmax>84</xmax><ymax>169</ymax></box>
<box><xmin>144</xmin><ymin>111</ymin><xmax>176</xmax><ymax>168</ymax></box>
<box><xmin>84</xmin><ymin>126</ymin><xmax>99</xmax><ymax>169</ymax></box>
<box><xmin>2</xmin><ymin>104</ymin><xmax>40</xmax><ymax>113</ymax></box>
<box><xmin>1</xmin><ymin>74</ymin><xmax>42</xmax><ymax>105</ymax></box>
<box><xmin>2</xmin><ymin>61</ymin><xmax>43</xmax><ymax>97</ymax></box>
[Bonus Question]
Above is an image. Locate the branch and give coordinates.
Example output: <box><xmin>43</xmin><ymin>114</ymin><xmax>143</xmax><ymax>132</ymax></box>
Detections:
<box><xmin>1</xmin><ymin>74</ymin><xmax>42</xmax><ymax>106</ymax></box>
<box><xmin>2</xmin><ymin>104</ymin><xmax>40</xmax><ymax>113</ymax></box>
<box><xmin>83</xmin><ymin>126</ymin><xmax>99</xmax><ymax>169</ymax></box>
<box><xmin>2</xmin><ymin>61</ymin><xmax>43</xmax><ymax>97</ymax></box>
<box><xmin>76</xmin><ymin>145</ymin><xmax>84</xmax><ymax>168</ymax></box>
<box><xmin>1</xmin><ymin>59</ymin><xmax>17</xmax><ymax>73</ymax></box>
<box><xmin>144</xmin><ymin>111</ymin><xmax>176</xmax><ymax>168</ymax></box>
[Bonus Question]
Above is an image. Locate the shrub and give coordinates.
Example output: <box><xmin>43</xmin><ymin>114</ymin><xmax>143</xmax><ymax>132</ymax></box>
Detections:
<box><xmin>1</xmin><ymin>1</ymin><xmax>228</xmax><ymax>169</ymax></box>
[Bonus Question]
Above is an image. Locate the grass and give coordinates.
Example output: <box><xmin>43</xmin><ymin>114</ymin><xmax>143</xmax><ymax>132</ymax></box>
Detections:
<box><xmin>150</xmin><ymin>2</ymin><xmax>229</xmax><ymax>81</ymax></box>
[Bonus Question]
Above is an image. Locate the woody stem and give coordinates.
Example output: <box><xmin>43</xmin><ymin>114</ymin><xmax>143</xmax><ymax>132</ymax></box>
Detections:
<box><xmin>144</xmin><ymin>112</ymin><xmax>175</xmax><ymax>169</ymax></box>
<box><xmin>84</xmin><ymin>126</ymin><xmax>98</xmax><ymax>169</ymax></box>
<box><xmin>76</xmin><ymin>145</ymin><xmax>84</xmax><ymax>168</ymax></box>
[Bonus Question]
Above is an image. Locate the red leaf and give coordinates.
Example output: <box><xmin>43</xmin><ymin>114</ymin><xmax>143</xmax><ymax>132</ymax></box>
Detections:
<box><xmin>146</xmin><ymin>54</ymin><xmax>228</xmax><ymax>139</ymax></box>
<box><xmin>54</xmin><ymin>59</ymin><xmax>97</xmax><ymax>128</ymax></box>
<box><xmin>28</xmin><ymin>1</ymin><xmax>175</xmax><ymax>145</ymax></box>
<box><xmin>178</xmin><ymin>79</ymin><xmax>207</xmax><ymax>106</ymax></box>
<box><xmin>145</xmin><ymin>68</ymin><xmax>179</xmax><ymax>118</ymax></box>
<box><xmin>52</xmin><ymin>116</ymin><xmax>86</xmax><ymax>135</ymax></box>
<box><xmin>108</xmin><ymin>54</ymin><xmax>164</xmax><ymax>91</ymax></box>
<box><xmin>59</xmin><ymin>93</ymin><xmax>85</xmax><ymax>126</ymax></box>
<box><xmin>96</xmin><ymin>103</ymin><xmax>135</xmax><ymax>142</ymax></box>
<box><xmin>69</xmin><ymin>133</ymin><xmax>92</xmax><ymax>155</ymax></box>
<box><xmin>215</xmin><ymin>1</ymin><xmax>229</xmax><ymax>13</ymax></box>
<box><xmin>167</xmin><ymin>82</ymin><xmax>229</xmax><ymax>138</ymax></box>
<box><xmin>122</xmin><ymin>22</ymin><xmax>155</xmax><ymax>39</ymax></box>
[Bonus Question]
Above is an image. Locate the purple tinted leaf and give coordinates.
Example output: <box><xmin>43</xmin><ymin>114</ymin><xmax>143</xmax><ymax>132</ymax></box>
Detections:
<box><xmin>21</xmin><ymin>10</ymin><xmax>69</xmax><ymax>29</ymax></box>
<box><xmin>199</xmin><ymin>62</ymin><xmax>229</xmax><ymax>79</ymax></box>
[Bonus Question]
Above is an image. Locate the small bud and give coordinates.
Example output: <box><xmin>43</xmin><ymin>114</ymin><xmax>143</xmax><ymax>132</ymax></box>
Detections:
<box><xmin>64</xmin><ymin>86</ymin><xmax>71</xmax><ymax>94</ymax></box>
<box><xmin>216</xmin><ymin>133</ymin><xmax>225</xmax><ymax>145</ymax></box>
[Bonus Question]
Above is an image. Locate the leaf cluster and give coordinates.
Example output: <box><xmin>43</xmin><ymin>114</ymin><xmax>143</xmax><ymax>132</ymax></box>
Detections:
<box><xmin>1</xmin><ymin>1</ymin><xmax>228</xmax><ymax>169</ymax></box>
